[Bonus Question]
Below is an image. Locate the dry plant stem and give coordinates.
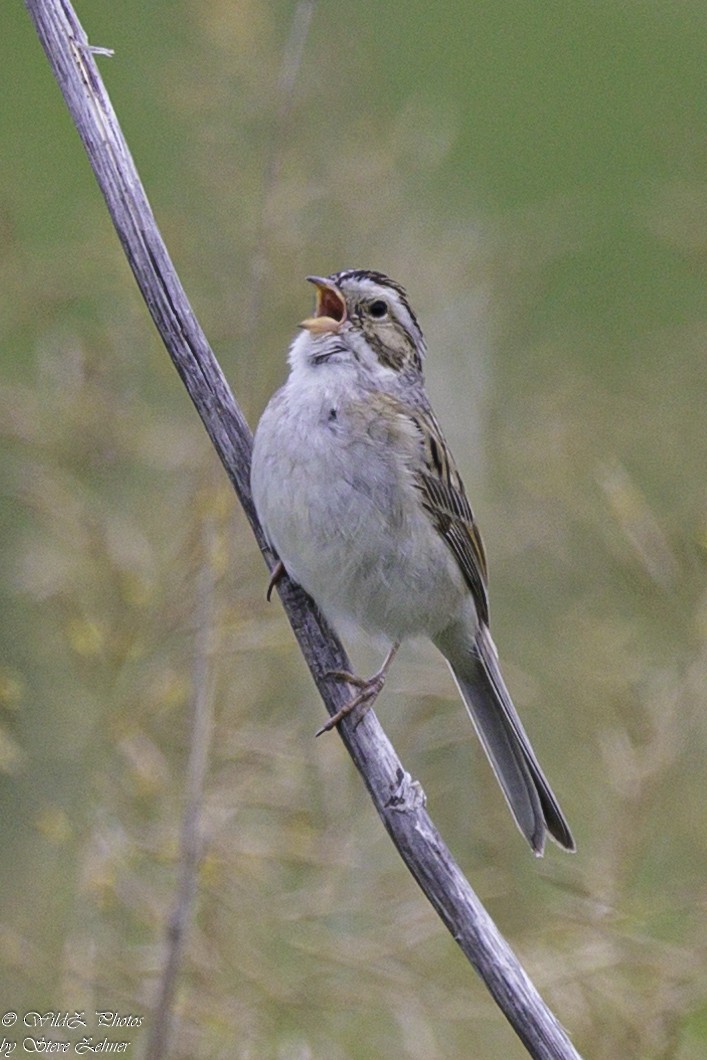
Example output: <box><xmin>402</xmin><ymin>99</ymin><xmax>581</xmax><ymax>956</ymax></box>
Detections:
<box><xmin>25</xmin><ymin>3</ymin><xmax>582</xmax><ymax>1057</ymax></box>
<box><xmin>146</xmin><ymin>515</ymin><xmax>217</xmax><ymax>1060</ymax></box>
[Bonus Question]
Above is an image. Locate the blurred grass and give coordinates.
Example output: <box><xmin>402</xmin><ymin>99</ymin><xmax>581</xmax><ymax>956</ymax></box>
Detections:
<box><xmin>2</xmin><ymin>1</ymin><xmax>707</xmax><ymax>1057</ymax></box>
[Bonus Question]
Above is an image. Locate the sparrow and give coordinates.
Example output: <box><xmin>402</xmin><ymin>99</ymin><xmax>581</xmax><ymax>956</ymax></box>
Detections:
<box><xmin>251</xmin><ymin>269</ymin><xmax>574</xmax><ymax>855</ymax></box>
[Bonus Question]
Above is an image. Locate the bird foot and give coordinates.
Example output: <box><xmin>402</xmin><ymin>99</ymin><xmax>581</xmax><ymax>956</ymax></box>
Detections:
<box><xmin>315</xmin><ymin>668</ymin><xmax>388</xmax><ymax>736</ymax></box>
<box><xmin>266</xmin><ymin>560</ymin><xmax>286</xmax><ymax>601</ymax></box>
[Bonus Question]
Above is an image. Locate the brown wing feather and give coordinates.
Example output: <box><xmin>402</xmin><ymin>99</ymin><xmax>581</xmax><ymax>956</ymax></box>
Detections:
<box><xmin>410</xmin><ymin>406</ymin><xmax>490</xmax><ymax>625</ymax></box>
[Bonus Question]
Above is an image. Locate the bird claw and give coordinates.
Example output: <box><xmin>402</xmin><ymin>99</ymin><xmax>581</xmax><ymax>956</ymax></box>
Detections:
<box><xmin>315</xmin><ymin>669</ymin><xmax>387</xmax><ymax>736</ymax></box>
<box><xmin>266</xmin><ymin>560</ymin><xmax>285</xmax><ymax>601</ymax></box>
<box><xmin>323</xmin><ymin>668</ymin><xmax>371</xmax><ymax>689</ymax></box>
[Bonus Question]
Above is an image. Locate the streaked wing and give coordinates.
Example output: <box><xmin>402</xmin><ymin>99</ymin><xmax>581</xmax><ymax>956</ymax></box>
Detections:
<box><xmin>410</xmin><ymin>405</ymin><xmax>490</xmax><ymax>625</ymax></box>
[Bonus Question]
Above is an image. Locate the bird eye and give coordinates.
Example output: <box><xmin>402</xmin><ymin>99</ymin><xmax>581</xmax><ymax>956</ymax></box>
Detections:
<box><xmin>368</xmin><ymin>299</ymin><xmax>388</xmax><ymax>319</ymax></box>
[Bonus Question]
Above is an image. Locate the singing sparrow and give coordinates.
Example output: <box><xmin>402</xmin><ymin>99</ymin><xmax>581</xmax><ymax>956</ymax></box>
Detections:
<box><xmin>251</xmin><ymin>269</ymin><xmax>574</xmax><ymax>855</ymax></box>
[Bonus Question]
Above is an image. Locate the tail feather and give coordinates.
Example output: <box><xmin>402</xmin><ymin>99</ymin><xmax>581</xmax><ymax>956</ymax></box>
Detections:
<box><xmin>442</xmin><ymin>624</ymin><xmax>574</xmax><ymax>855</ymax></box>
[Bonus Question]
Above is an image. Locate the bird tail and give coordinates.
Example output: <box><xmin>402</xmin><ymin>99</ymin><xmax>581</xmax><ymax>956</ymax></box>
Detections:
<box><xmin>439</xmin><ymin>624</ymin><xmax>575</xmax><ymax>856</ymax></box>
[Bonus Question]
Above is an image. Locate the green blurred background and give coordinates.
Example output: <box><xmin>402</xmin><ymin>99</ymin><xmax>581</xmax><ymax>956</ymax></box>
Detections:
<box><xmin>2</xmin><ymin>1</ymin><xmax>706</xmax><ymax>1057</ymax></box>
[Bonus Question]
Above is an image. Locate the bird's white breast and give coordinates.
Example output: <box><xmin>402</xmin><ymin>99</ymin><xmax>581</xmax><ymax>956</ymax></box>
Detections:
<box><xmin>251</xmin><ymin>365</ymin><xmax>468</xmax><ymax>641</ymax></box>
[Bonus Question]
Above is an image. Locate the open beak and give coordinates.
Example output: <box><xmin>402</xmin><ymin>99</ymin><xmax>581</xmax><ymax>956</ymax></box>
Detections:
<box><xmin>300</xmin><ymin>276</ymin><xmax>347</xmax><ymax>334</ymax></box>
